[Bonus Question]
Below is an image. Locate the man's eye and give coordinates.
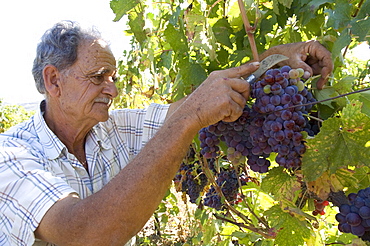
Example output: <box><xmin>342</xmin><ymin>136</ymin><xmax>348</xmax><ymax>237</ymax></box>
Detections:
<box><xmin>90</xmin><ymin>75</ymin><xmax>105</xmax><ymax>84</ymax></box>
<box><xmin>112</xmin><ymin>76</ymin><xmax>118</xmax><ymax>83</ymax></box>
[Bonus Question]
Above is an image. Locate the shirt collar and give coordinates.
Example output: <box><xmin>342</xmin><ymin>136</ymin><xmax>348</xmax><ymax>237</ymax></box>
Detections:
<box><xmin>90</xmin><ymin>122</ymin><xmax>112</xmax><ymax>150</ymax></box>
<box><xmin>34</xmin><ymin>100</ymin><xmax>67</xmax><ymax>160</ymax></box>
<box><xmin>35</xmin><ymin>100</ymin><xmax>112</xmax><ymax>160</ymax></box>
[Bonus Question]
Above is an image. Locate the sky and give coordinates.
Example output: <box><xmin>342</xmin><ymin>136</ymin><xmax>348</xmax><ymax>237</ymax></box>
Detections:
<box><xmin>0</xmin><ymin>0</ymin><xmax>130</xmax><ymax>104</ymax></box>
<box><xmin>0</xmin><ymin>1</ymin><xmax>369</xmax><ymax>105</ymax></box>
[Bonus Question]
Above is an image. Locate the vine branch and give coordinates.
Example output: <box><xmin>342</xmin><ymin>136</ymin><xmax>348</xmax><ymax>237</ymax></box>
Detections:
<box><xmin>237</xmin><ymin>0</ymin><xmax>259</xmax><ymax>61</ymax></box>
<box><xmin>213</xmin><ymin>213</ymin><xmax>275</xmax><ymax>239</ymax></box>
<box><xmin>342</xmin><ymin>0</ymin><xmax>365</xmax><ymax>58</ymax></box>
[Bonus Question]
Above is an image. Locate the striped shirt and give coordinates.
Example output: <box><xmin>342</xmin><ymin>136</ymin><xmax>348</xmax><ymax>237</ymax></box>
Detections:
<box><xmin>0</xmin><ymin>102</ymin><xmax>169</xmax><ymax>245</ymax></box>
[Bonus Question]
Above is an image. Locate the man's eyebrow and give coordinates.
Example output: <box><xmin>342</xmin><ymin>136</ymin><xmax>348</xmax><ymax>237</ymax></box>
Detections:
<box><xmin>87</xmin><ymin>68</ymin><xmax>116</xmax><ymax>76</ymax></box>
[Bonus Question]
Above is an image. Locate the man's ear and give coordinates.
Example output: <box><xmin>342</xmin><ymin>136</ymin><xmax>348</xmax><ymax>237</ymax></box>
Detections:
<box><xmin>43</xmin><ymin>65</ymin><xmax>61</xmax><ymax>97</ymax></box>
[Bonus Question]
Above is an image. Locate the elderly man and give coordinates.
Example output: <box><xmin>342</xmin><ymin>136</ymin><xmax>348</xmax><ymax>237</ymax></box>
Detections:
<box><xmin>0</xmin><ymin>21</ymin><xmax>333</xmax><ymax>245</ymax></box>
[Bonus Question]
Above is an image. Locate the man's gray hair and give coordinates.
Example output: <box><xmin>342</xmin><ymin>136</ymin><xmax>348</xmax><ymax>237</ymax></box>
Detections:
<box><xmin>32</xmin><ymin>20</ymin><xmax>103</xmax><ymax>94</ymax></box>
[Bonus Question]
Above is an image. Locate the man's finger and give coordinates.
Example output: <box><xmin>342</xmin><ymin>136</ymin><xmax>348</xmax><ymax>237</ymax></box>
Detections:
<box><xmin>316</xmin><ymin>66</ymin><xmax>332</xmax><ymax>89</ymax></box>
<box><xmin>229</xmin><ymin>90</ymin><xmax>247</xmax><ymax>108</ymax></box>
<box><xmin>225</xmin><ymin>78</ymin><xmax>251</xmax><ymax>95</ymax></box>
<box><xmin>223</xmin><ymin>62</ymin><xmax>260</xmax><ymax>78</ymax></box>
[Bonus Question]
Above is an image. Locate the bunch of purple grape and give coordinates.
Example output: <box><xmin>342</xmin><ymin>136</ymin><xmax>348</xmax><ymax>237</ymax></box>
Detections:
<box><xmin>199</xmin><ymin>66</ymin><xmax>317</xmax><ymax>172</ymax></box>
<box><xmin>173</xmin><ymin>161</ymin><xmax>208</xmax><ymax>203</ymax></box>
<box><xmin>203</xmin><ymin>168</ymin><xmax>240</xmax><ymax>210</ymax></box>
<box><xmin>249</xmin><ymin>66</ymin><xmax>316</xmax><ymax>169</ymax></box>
<box><xmin>336</xmin><ymin>188</ymin><xmax>370</xmax><ymax>240</ymax></box>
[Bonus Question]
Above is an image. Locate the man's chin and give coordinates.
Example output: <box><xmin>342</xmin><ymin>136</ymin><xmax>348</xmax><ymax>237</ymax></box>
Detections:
<box><xmin>95</xmin><ymin>111</ymin><xmax>110</xmax><ymax>123</ymax></box>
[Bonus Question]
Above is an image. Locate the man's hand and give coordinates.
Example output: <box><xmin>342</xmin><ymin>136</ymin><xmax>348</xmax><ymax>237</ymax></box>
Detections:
<box><xmin>260</xmin><ymin>40</ymin><xmax>334</xmax><ymax>89</ymax></box>
<box><xmin>177</xmin><ymin>62</ymin><xmax>260</xmax><ymax>130</ymax></box>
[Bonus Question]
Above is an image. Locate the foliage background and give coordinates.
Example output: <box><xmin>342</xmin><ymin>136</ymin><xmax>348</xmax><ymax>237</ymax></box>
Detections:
<box><xmin>0</xmin><ymin>100</ymin><xmax>34</xmax><ymax>134</ymax></box>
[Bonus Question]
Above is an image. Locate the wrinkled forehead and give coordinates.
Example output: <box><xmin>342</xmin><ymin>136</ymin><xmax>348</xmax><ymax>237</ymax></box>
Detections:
<box><xmin>76</xmin><ymin>39</ymin><xmax>116</xmax><ymax>70</ymax></box>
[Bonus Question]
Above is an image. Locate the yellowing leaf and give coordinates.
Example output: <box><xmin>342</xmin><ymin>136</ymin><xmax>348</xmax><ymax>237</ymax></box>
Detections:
<box><xmin>302</xmin><ymin>101</ymin><xmax>370</xmax><ymax>182</ymax></box>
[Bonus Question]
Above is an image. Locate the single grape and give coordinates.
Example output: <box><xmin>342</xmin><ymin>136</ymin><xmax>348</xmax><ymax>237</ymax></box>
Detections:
<box><xmin>346</xmin><ymin>213</ymin><xmax>362</xmax><ymax>226</ymax></box>
<box><xmin>359</xmin><ymin>206</ymin><xmax>370</xmax><ymax>219</ymax></box>
<box><xmin>339</xmin><ymin>223</ymin><xmax>352</xmax><ymax>233</ymax></box>
<box><xmin>289</xmin><ymin>69</ymin><xmax>300</xmax><ymax>79</ymax></box>
<box><xmin>335</xmin><ymin>213</ymin><xmax>346</xmax><ymax>223</ymax></box>
<box><xmin>280</xmin><ymin>65</ymin><xmax>291</xmax><ymax>73</ymax></box>
<box><xmin>263</xmin><ymin>85</ymin><xmax>271</xmax><ymax>94</ymax></box>
<box><xmin>297</xmin><ymin>80</ymin><xmax>305</xmax><ymax>91</ymax></box>
<box><xmin>296</xmin><ymin>68</ymin><xmax>304</xmax><ymax>77</ymax></box>
<box><xmin>351</xmin><ymin>225</ymin><xmax>365</xmax><ymax>236</ymax></box>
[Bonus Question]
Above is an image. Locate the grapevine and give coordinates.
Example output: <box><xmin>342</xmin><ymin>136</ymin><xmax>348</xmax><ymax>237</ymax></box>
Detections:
<box><xmin>111</xmin><ymin>0</ymin><xmax>370</xmax><ymax>244</ymax></box>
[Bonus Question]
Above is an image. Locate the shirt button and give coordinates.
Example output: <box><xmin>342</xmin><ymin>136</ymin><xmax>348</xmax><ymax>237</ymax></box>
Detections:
<box><xmin>77</xmin><ymin>169</ymin><xmax>86</xmax><ymax>175</ymax></box>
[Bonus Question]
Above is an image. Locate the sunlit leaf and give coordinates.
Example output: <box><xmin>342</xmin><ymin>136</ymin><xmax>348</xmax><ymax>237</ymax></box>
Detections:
<box><xmin>261</xmin><ymin>167</ymin><xmax>300</xmax><ymax>205</ymax></box>
<box><xmin>164</xmin><ymin>23</ymin><xmax>188</xmax><ymax>54</ymax></box>
<box><xmin>302</xmin><ymin>101</ymin><xmax>370</xmax><ymax>181</ymax></box>
<box><xmin>110</xmin><ymin>0</ymin><xmax>140</xmax><ymax>21</ymax></box>
<box><xmin>128</xmin><ymin>11</ymin><xmax>146</xmax><ymax>46</ymax></box>
<box><xmin>265</xmin><ymin>205</ymin><xmax>312</xmax><ymax>246</ymax></box>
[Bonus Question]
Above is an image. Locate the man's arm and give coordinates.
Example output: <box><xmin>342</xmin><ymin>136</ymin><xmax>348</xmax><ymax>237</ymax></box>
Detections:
<box><xmin>34</xmin><ymin>62</ymin><xmax>259</xmax><ymax>246</ymax></box>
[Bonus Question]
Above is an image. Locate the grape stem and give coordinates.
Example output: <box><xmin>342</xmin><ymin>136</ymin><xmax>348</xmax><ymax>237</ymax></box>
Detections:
<box><xmin>199</xmin><ymin>156</ymin><xmax>252</xmax><ymax>224</ymax></box>
<box><xmin>213</xmin><ymin>213</ymin><xmax>276</xmax><ymax>239</ymax></box>
<box><xmin>233</xmin><ymin>165</ymin><xmax>269</xmax><ymax>228</ymax></box>
<box><xmin>342</xmin><ymin>0</ymin><xmax>365</xmax><ymax>58</ymax></box>
<box><xmin>198</xmin><ymin>155</ymin><xmax>273</xmax><ymax>237</ymax></box>
<box><xmin>197</xmin><ymin>155</ymin><xmax>274</xmax><ymax>236</ymax></box>
<box><xmin>305</xmin><ymin>86</ymin><xmax>370</xmax><ymax>107</ymax></box>
<box><xmin>302</xmin><ymin>113</ymin><xmax>324</xmax><ymax>123</ymax></box>
<box><xmin>237</xmin><ymin>0</ymin><xmax>259</xmax><ymax>61</ymax></box>
<box><xmin>260</xmin><ymin>87</ymin><xmax>370</xmax><ymax>117</ymax></box>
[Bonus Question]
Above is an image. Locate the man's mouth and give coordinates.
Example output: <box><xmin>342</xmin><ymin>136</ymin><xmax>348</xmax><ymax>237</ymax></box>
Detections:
<box><xmin>94</xmin><ymin>97</ymin><xmax>112</xmax><ymax>107</ymax></box>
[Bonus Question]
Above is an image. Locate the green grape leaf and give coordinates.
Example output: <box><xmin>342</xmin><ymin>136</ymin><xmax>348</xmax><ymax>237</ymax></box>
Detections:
<box><xmin>164</xmin><ymin>23</ymin><xmax>189</xmax><ymax>55</ymax></box>
<box><xmin>349</xmin><ymin>166</ymin><xmax>370</xmax><ymax>194</ymax></box>
<box><xmin>156</xmin><ymin>51</ymin><xmax>172</xmax><ymax>70</ymax></box>
<box><xmin>326</xmin><ymin>0</ymin><xmax>352</xmax><ymax>31</ymax></box>
<box><xmin>178</xmin><ymin>57</ymin><xmax>207</xmax><ymax>88</ymax></box>
<box><xmin>212</xmin><ymin>18</ymin><xmax>233</xmax><ymax>49</ymax></box>
<box><xmin>356</xmin><ymin>0</ymin><xmax>370</xmax><ymax>20</ymax></box>
<box><xmin>303</xmin><ymin>0</ymin><xmax>334</xmax><ymax>13</ymax></box>
<box><xmin>202</xmin><ymin>219</ymin><xmax>216</xmax><ymax>245</ymax></box>
<box><xmin>261</xmin><ymin>167</ymin><xmax>300</xmax><ymax>204</ymax></box>
<box><xmin>260</xmin><ymin>13</ymin><xmax>277</xmax><ymax>36</ymax></box>
<box><xmin>331</xmin><ymin>28</ymin><xmax>351</xmax><ymax>61</ymax></box>
<box><xmin>284</xmin><ymin>26</ymin><xmax>302</xmax><ymax>43</ymax></box>
<box><xmin>351</xmin><ymin>17</ymin><xmax>370</xmax><ymax>41</ymax></box>
<box><xmin>193</xmin><ymin>24</ymin><xmax>217</xmax><ymax>61</ymax></box>
<box><xmin>265</xmin><ymin>205</ymin><xmax>312</xmax><ymax>246</ymax></box>
<box><xmin>277</xmin><ymin>0</ymin><xmax>293</xmax><ymax>8</ymax></box>
<box><xmin>332</xmin><ymin>76</ymin><xmax>356</xmax><ymax>94</ymax></box>
<box><xmin>317</xmin><ymin>104</ymin><xmax>337</xmax><ymax>120</ymax></box>
<box><xmin>128</xmin><ymin>11</ymin><xmax>146</xmax><ymax>46</ymax></box>
<box><xmin>303</xmin><ymin>14</ymin><xmax>325</xmax><ymax>36</ymax></box>
<box><xmin>302</xmin><ymin>101</ymin><xmax>370</xmax><ymax>182</ymax></box>
<box><xmin>359</xmin><ymin>90</ymin><xmax>370</xmax><ymax>117</ymax></box>
<box><xmin>110</xmin><ymin>0</ymin><xmax>140</xmax><ymax>21</ymax></box>
<box><xmin>313</xmin><ymin>86</ymin><xmax>337</xmax><ymax>108</ymax></box>
<box><xmin>335</xmin><ymin>168</ymin><xmax>359</xmax><ymax>189</ymax></box>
